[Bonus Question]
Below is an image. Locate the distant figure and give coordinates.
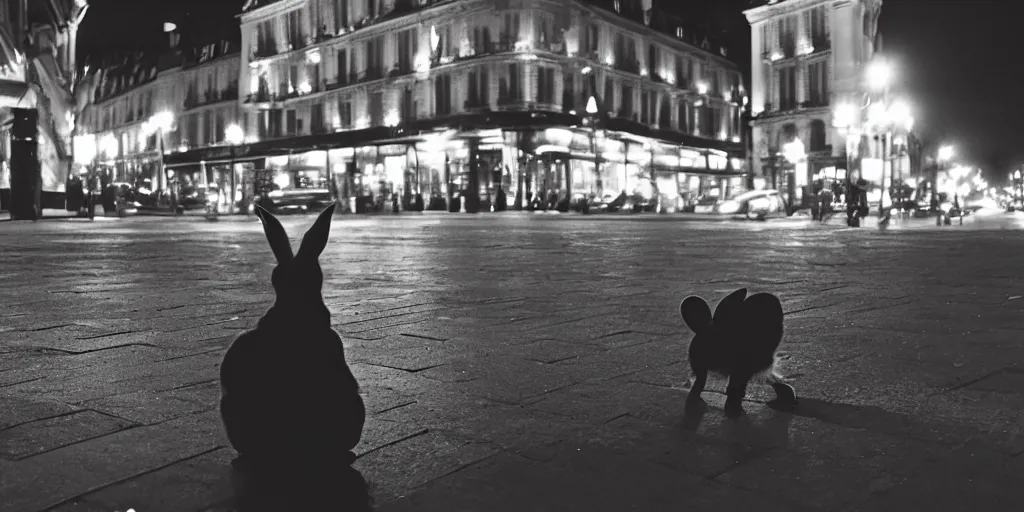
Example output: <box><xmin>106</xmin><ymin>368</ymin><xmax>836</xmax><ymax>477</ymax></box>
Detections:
<box><xmin>220</xmin><ymin>203</ymin><xmax>365</xmax><ymax>475</ymax></box>
<box><xmin>818</xmin><ymin>186</ymin><xmax>834</xmax><ymax>222</ymax></box>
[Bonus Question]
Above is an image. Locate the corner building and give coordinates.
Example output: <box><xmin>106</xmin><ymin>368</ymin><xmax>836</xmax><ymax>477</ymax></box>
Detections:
<box><xmin>77</xmin><ymin>38</ymin><xmax>244</xmax><ymax>214</ymax></box>
<box><xmin>196</xmin><ymin>0</ymin><xmax>747</xmax><ymax>213</ymax></box>
<box><xmin>744</xmin><ymin>0</ymin><xmax>882</xmax><ymax>209</ymax></box>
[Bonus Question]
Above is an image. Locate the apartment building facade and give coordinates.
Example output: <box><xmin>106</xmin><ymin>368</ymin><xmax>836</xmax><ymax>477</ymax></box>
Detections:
<box><xmin>0</xmin><ymin>0</ymin><xmax>87</xmax><ymax>218</ymax></box>
<box><xmin>77</xmin><ymin>36</ymin><xmax>244</xmax><ymax>213</ymax></box>
<box><xmin>155</xmin><ymin>0</ymin><xmax>746</xmax><ymax>214</ymax></box>
<box><xmin>744</xmin><ymin>0</ymin><xmax>883</xmax><ymax>208</ymax></box>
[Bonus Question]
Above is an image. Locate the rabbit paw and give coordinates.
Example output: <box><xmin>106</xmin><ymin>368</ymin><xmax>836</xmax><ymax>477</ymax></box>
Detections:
<box><xmin>769</xmin><ymin>382</ymin><xmax>798</xmax><ymax>408</ymax></box>
<box><xmin>724</xmin><ymin>399</ymin><xmax>745</xmax><ymax>419</ymax></box>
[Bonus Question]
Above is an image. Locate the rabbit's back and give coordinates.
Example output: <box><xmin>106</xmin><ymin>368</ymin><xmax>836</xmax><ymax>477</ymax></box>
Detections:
<box><xmin>220</xmin><ymin>326</ymin><xmax>365</xmax><ymax>461</ymax></box>
<box><xmin>689</xmin><ymin>323</ymin><xmax>782</xmax><ymax>377</ymax></box>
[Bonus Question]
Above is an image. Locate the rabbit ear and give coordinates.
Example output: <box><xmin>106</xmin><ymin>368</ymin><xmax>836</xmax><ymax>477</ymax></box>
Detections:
<box><xmin>680</xmin><ymin>296</ymin><xmax>712</xmax><ymax>333</ymax></box>
<box><xmin>255</xmin><ymin>204</ymin><xmax>294</xmax><ymax>264</ymax></box>
<box><xmin>295</xmin><ymin>203</ymin><xmax>336</xmax><ymax>262</ymax></box>
<box><xmin>713</xmin><ymin>287</ymin><xmax>747</xmax><ymax>324</ymax></box>
<box><xmin>741</xmin><ymin>292</ymin><xmax>784</xmax><ymax>327</ymax></box>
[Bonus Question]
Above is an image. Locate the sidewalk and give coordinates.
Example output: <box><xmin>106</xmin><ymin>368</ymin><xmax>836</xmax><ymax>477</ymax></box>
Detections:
<box><xmin>4</xmin><ymin>217</ymin><xmax>1024</xmax><ymax>511</ymax></box>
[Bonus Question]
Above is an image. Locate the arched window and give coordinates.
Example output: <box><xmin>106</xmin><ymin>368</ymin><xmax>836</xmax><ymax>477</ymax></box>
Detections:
<box><xmin>809</xmin><ymin>120</ymin><xmax>827</xmax><ymax>151</ymax></box>
<box><xmin>778</xmin><ymin>123</ymin><xmax>798</xmax><ymax>148</ymax></box>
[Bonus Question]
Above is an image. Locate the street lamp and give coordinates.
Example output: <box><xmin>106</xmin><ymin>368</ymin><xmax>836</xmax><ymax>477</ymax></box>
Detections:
<box><xmin>867</xmin><ymin>60</ymin><xmax>893</xmax><ymax>92</ymax></box>
<box><xmin>141</xmin><ymin>111</ymin><xmax>174</xmax><ymax>197</ymax></box>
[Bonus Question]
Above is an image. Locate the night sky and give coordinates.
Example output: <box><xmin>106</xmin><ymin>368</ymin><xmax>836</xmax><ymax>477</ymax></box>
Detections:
<box><xmin>76</xmin><ymin>0</ymin><xmax>1017</xmax><ymax>179</ymax></box>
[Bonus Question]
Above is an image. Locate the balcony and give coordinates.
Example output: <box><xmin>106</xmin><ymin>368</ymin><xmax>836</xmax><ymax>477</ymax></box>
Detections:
<box><xmin>251</xmin><ymin>44</ymin><xmax>278</xmax><ymax>60</ymax></box>
<box><xmin>615</xmin><ymin>58</ymin><xmax>641</xmax><ymax>75</ymax></box>
<box><xmin>184</xmin><ymin>85</ymin><xmax>240</xmax><ymax>110</ymax></box>
<box><xmin>464</xmin><ymin>98</ymin><xmax>490</xmax><ymax>112</ymax></box>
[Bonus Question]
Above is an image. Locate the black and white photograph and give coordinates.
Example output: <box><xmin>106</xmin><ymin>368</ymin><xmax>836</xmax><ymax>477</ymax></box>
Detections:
<box><xmin>2</xmin><ymin>0</ymin><xmax>1023</xmax><ymax>510</ymax></box>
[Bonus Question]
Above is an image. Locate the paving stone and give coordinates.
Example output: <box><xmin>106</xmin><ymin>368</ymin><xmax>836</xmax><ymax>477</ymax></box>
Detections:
<box><xmin>6</xmin><ymin>215</ymin><xmax>1024</xmax><ymax>510</ymax></box>
<box><xmin>1</xmin><ymin>409</ymin><xmax>136</xmax><ymax>460</ymax></box>
<box><xmin>60</xmin><ymin>448</ymin><xmax>236</xmax><ymax>512</ymax></box>
<box><xmin>1</xmin><ymin>410</ymin><xmax>225</xmax><ymax>512</ymax></box>
<box><xmin>0</xmin><ymin>394</ymin><xmax>79</xmax><ymax>430</ymax></box>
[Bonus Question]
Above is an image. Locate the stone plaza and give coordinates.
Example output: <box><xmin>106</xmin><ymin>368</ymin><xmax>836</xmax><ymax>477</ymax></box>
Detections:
<box><xmin>2</xmin><ymin>212</ymin><xmax>1024</xmax><ymax>511</ymax></box>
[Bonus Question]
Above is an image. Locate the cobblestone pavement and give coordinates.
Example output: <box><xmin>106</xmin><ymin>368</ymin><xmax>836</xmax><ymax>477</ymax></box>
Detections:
<box><xmin>2</xmin><ymin>213</ymin><xmax>1024</xmax><ymax>511</ymax></box>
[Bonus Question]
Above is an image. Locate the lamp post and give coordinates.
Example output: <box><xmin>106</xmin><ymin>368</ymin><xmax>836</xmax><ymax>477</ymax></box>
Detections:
<box><xmin>225</xmin><ymin>123</ymin><xmax>245</xmax><ymax>215</ymax></box>
<box><xmin>141</xmin><ymin>111</ymin><xmax>175</xmax><ymax>211</ymax></box>
<box><xmin>584</xmin><ymin>95</ymin><xmax>602</xmax><ymax>214</ymax></box>
<box><xmin>936</xmin><ymin>145</ymin><xmax>954</xmax><ymax>225</ymax></box>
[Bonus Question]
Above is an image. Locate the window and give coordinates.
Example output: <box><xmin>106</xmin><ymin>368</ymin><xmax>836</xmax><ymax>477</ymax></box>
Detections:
<box><xmin>508</xmin><ymin>63</ymin><xmax>521</xmax><ymax>100</ymax></box>
<box><xmin>397</xmin><ymin>29</ymin><xmax>415</xmax><ymax>73</ymax></box>
<box><xmin>677</xmin><ymin>100</ymin><xmax>689</xmax><ymax>133</ymax></box>
<box><xmin>369</xmin><ymin>92</ymin><xmax>383</xmax><ymax>126</ymax></box>
<box><xmin>286</xmin><ymin>109</ymin><xmax>297</xmax><ymax>135</ymax></box>
<box><xmin>536</xmin><ymin>66</ymin><xmax>555</xmax><ymax>104</ymax></box>
<box><xmin>778</xmin><ymin>15</ymin><xmax>797</xmax><ymax>57</ymax></box>
<box><xmin>501</xmin><ymin>12</ymin><xmax>520</xmax><ymax>44</ymax></box>
<box><xmin>640</xmin><ymin>91</ymin><xmax>650</xmax><ymax>124</ymax></box>
<box><xmin>337</xmin><ymin>99</ymin><xmax>352</xmax><ymax>128</ymax></box>
<box><xmin>336</xmin><ymin>49</ymin><xmax>348</xmax><ymax>84</ymax></box>
<box><xmin>777</xmin><ymin>66</ymin><xmax>797</xmax><ymax>110</ymax></box>
<box><xmin>214</xmin><ymin>112</ymin><xmax>224</xmax><ymax>143</ymax></box>
<box><xmin>311</xmin><ymin>102</ymin><xmax>325</xmax><ymax>132</ymax></box>
<box><xmin>647</xmin><ymin>44</ymin><xmax>658</xmax><ymax>76</ymax></box>
<box><xmin>285</xmin><ymin>10</ymin><xmax>304</xmax><ymax>49</ymax></box>
<box><xmin>467</xmin><ymin>67</ymin><xmax>490</xmax><ymax>108</ymax></box>
<box><xmin>401</xmin><ymin>87</ymin><xmax>415</xmax><ymax>122</ymax></box>
<box><xmin>585</xmin><ymin>22</ymin><xmax>599</xmax><ymax>54</ymax></box>
<box><xmin>434</xmin><ymin>73</ymin><xmax>452</xmax><ymax>115</ymax></box>
<box><xmin>473</xmin><ymin>25</ymin><xmax>493</xmax><ymax>54</ymax></box>
<box><xmin>807</xmin><ymin>60</ymin><xmax>829</xmax><ymax>106</ymax></box>
<box><xmin>809</xmin><ymin>119</ymin><xmax>827</xmax><ymax>151</ymax></box>
<box><xmin>334</xmin><ymin>0</ymin><xmax>349</xmax><ymax>32</ymax></box>
<box><xmin>365</xmin><ymin>36</ymin><xmax>384</xmax><ymax>78</ymax></box>
<box><xmin>621</xmin><ymin>84</ymin><xmax>633</xmax><ymax>118</ymax></box>
<box><xmin>809</xmin><ymin>5</ymin><xmax>829</xmax><ymax>46</ymax></box>
<box><xmin>603</xmin><ymin>77</ymin><xmax>614</xmax><ymax>112</ymax></box>
<box><xmin>675</xmin><ymin>55</ymin><xmax>685</xmax><ymax>87</ymax></box>
<box><xmin>658</xmin><ymin>96</ymin><xmax>671</xmax><ymax>130</ymax></box>
<box><xmin>562</xmin><ymin>71</ymin><xmax>575</xmax><ymax>112</ymax></box>
<box><xmin>204</xmin><ymin>110</ymin><xmax>215</xmax><ymax>144</ymax></box>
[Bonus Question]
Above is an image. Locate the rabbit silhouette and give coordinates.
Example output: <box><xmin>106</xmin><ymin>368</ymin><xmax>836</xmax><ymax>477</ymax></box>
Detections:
<box><xmin>220</xmin><ymin>203</ymin><xmax>365</xmax><ymax>473</ymax></box>
<box><xmin>679</xmin><ymin>287</ymin><xmax>797</xmax><ymax>418</ymax></box>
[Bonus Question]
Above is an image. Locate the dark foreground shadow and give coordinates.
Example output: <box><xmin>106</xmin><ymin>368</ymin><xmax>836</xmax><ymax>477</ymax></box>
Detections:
<box><xmin>681</xmin><ymin>394</ymin><xmax>795</xmax><ymax>449</ymax></box>
<box><xmin>231</xmin><ymin>463</ymin><xmax>374</xmax><ymax>511</ymax></box>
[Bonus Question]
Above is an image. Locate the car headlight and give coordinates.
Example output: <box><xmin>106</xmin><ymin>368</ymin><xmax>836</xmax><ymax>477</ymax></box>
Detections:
<box><xmin>207</xmin><ymin>193</ymin><xmax>219</xmax><ymax>204</ymax></box>
<box><xmin>940</xmin><ymin>201</ymin><xmax>953</xmax><ymax>212</ymax></box>
<box><xmin>268</xmin><ymin>190</ymin><xmax>284</xmax><ymax>198</ymax></box>
<box><xmin>718</xmin><ymin>200</ymin><xmax>740</xmax><ymax>214</ymax></box>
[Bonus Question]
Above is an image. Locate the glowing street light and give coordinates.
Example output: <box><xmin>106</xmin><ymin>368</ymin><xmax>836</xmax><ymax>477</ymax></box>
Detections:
<box><xmin>938</xmin><ymin>145</ymin><xmax>955</xmax><ymax>162</ymax></box>
<box><xmin>225</xmin><ymin>123</ymin><xmax>245</xmax><ymax>145</ymax></box>
<box><xmin>867</xmin><ymin>60</ymin><xmax>893</xmax><ymax>91</ymax></box>
<box><xmin>586</xmin><ymin>96</ymin><xmax>598</xmax><ymax>115</ymax></box>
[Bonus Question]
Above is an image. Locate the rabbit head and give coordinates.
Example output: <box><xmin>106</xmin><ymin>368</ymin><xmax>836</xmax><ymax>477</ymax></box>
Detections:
<box><xmin>254</xmin><ymin>203</ymin><xmax>336</xmax><ymax>315</ymax></box>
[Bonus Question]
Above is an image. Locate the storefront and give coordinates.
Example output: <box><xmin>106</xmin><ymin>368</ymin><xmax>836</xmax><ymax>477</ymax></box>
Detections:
<box><xmin>158</xmin><ymin>111</ymin><xmax>746</xmax><ymax>215</ymax></box>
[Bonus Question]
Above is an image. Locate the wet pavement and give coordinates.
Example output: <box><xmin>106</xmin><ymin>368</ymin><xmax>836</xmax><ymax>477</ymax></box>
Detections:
<box><xmin>2</xmin><ymin>212</ymin><xmax>1024</xmax><ymax>511</ymax></box>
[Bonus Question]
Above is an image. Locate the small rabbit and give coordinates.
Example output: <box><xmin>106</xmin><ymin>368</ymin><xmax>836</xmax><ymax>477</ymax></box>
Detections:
<box><xmin>220</xmin><ymin>203</ymin><xmax>365</xmax><ymax>473</ymax></box>
<box><xmin>679</xmin><ymin>287</ymin><xmax>797</xmax><ymax>417</ymax></box>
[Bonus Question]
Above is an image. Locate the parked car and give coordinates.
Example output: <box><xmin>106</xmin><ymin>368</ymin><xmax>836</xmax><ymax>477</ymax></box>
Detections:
<box><xmin>714</xmin><ymin>189</ymin><xmax>789</xmax><ymax>220</ymax></box>
<box><xmin>693</xmin><ymin>195</ymin><xmax>721</xmax><ymax>214</ymax></box>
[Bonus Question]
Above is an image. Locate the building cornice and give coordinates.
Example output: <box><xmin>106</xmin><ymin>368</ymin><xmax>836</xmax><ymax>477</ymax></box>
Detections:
<box><xmin>745</xmin><ymin>0</ymin><xmax>833</xmax><ymax>26</ymax></box>
<box><xmin>578</xmin><ymin>1</ymin><xmax>738</xmax><ymax>68</ymax></box>
<box><xmin>239</xmin><ymin>0</ymin><xmax>304</xmax><ymax>23</ymax></box>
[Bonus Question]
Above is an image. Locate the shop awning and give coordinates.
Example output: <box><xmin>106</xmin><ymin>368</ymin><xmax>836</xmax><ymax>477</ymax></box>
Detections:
<box><xmin>160</xmin><ymin>111</ymin><xmax>744</xmax><ymax>167</ymax></box>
